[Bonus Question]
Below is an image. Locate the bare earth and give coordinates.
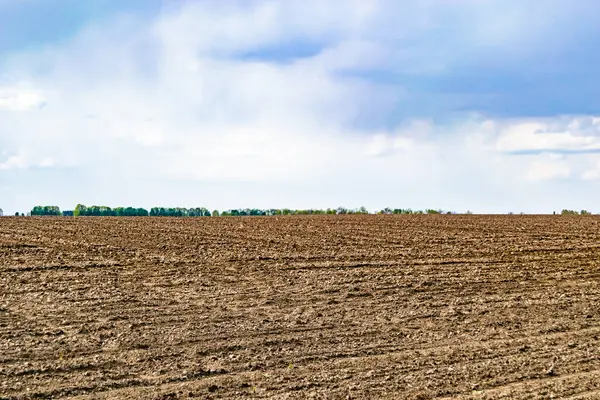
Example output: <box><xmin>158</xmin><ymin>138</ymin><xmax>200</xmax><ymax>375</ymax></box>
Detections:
<box><xmin>2</xmin><ymin>215</ymin><xmax>600</xmax><ymax>399</ymax></box>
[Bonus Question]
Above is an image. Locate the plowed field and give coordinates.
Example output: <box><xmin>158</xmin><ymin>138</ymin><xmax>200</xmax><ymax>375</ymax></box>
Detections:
<box><xmin>2</xmin><ymin>215</ymin><xmax>600</xmax><ymax>399</ymax></box>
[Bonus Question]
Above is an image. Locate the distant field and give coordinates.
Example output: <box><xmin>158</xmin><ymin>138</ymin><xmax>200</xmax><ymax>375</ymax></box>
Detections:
<box><xmin>2</xmin><ymin>215</ymin><xmax>600</xmax><ymax>399</ymax></box>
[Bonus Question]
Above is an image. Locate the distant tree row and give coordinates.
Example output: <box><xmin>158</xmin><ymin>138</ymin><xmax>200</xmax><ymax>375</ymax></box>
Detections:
<box><xmin>24</xmin><ymin>205</ymin><xmax>452</xmax><ymax>217</ymax></box>
<box><xmin>378</xmin><ymin>208</ymin><xmax>449</xmax><ymax>215</ymax></box>
<box><xmin>27</xmin><ymin>206</ymin><xmax>72</xmax><ymax>216</ymax></box>
<box><xmin>74</xmin><ymin>204</ymin><xmax>149</xmax><ymax>217</ymax></box>
<box><xmin>150</xmin><ymin>207</ymin><xmax>211</xmax><ymax>217</ymax></box>
<box><xmin>558</xmin><ymin>209</ymin><xmax>592</xmax><ymax>216</ymax></box>
<box><xmin>31</xmin><ymin>206</ymin><xmax>62</xmax><ymax>216</ymax></box>
<box><xmin>69</xmin><ymin>205</ymin><xmax>376</xmax><ymax>217</ymax></box>
<box><xmin>219</xmin><ymin>207</ymin><xmax>370</xmax><ymax>216</ymax></box>
<box><xmin>71</xmin><ymin>205</ymin><xmax>215</xmax><ymax>217</ymax></box>
<box><xmin>20</xmin><ymin>205</ymin><xmax>598</xmax><ymax>217</ymax></box>
<box><xmin>26</xmin><ymin>205</ymin><xmax>376</xmax><ymax>217</ymax></box>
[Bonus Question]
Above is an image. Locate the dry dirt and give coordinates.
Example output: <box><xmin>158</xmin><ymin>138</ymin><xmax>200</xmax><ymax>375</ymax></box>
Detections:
<box><xmin>1</xmin><ymin>215</ymin><xmax>600</xmax><ymax>399</ymax></box>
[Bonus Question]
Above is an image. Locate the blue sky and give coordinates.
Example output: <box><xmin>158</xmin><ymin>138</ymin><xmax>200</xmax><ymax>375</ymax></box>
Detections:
<box><xmin>2</xmin><ymin>0</ymin><xmax>600</xmax><ymax>214</ymax></box>
<box><xmin>0</xmin><ymin>1</ymin><xmax>161</xmax><ymax>52</ymax></box>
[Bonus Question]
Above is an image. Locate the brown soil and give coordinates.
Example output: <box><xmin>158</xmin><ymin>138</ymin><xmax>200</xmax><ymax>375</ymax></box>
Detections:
<box><xmin>1</xmin><ymin>215</ymin><xmax>600</xmax><ymax>399</ymax></box>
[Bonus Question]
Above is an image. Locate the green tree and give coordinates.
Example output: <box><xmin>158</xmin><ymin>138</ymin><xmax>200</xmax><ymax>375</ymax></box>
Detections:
<box><xmin>74</xmin><ymin>204</ymin><xmax>87</xmax><ymax>217</ymax></box>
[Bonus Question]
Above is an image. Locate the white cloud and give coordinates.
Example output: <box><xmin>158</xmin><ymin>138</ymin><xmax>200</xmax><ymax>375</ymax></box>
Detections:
<box><xmin>581</xmin><ymin>157</ymin><xmax>600</xmax><ymax>180</ymax></box>
<box><xmin>525</xmin><ymin>155</ymin><xmax>571</xmax><ymax>181</ymax></box>
<box><xmin>365</xmin><ymin>133</ymin><xmax>417</xmax><ymax>157</ymax></box>
<box><xmin>1</xmin><ymin>1</ymin><xmax>600</xmax><ymax>214</ymax></box>
<box><xmin>0</xmin><ymin>154</ymin><xmax>28</xmax><ymax>170</ymax></box>
<box><xmin>582</xmin><ymin>169</ymin><xmax>600</xmax><ymax>181</ymax></box>
<box><xmin>495</xmin><ymin>120</ymin><xmax>600</xmax><ymax>153</ymax></box>
<box><xmin>154</xmin><ymin>0</ymin><xmax>382</xmax><ymax>57</ymax></box>
<box><xmin>0</xmin><ymin>86</ymin><xmax>46</xmax><ymax>111</ymax></box>
<box><xmin>0</xmin><ymin>152</ymin><xmax>55</xmax><ymax>170</ymax></box>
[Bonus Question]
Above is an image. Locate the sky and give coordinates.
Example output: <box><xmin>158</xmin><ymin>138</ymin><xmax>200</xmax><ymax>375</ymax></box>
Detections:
<box><xmin>2</xmin><ymin>0</ymin><xmax>600</xmax><ymax>214</ymax></box>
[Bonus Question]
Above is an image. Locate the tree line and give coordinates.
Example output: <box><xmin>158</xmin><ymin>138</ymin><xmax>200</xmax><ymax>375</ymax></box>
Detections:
<box><xmin>219</xmin><ymin>207</ymin><xmax>370</xmax><ymax>216</ymax></box>
<box><xmin>27</xmin><ymin>204</ymin><xmax>408</xmax><ymax>217</ymax></box>
<box><xmin>31</xmin><ymin>206</ymin><xmax>61</xmax><ymax>216</ymax></box>
<box><xmin>74</xmin><ymin>204</ymin><xmax>149</xmax><ymax>217</ymax></box>
<box><xmin>379</xmin><ymin>208</ymin><xmax>448</xmax><ymax>215</ymax></box>
<box><xmin>18</xmin><ymin>205</ymin><xmax>597</xmax><ymax>217</ymax></box>
<box><xmin>557</xmin><ymin>209</ymin><xmax>591</xmax><ymax>215</ymax></box>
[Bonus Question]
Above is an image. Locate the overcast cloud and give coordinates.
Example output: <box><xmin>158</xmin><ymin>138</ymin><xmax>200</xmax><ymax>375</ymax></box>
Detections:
<box><xmin>1</xmin><ymin>0</ymin><xmax>600</xmax><ymax>214</ymax></box>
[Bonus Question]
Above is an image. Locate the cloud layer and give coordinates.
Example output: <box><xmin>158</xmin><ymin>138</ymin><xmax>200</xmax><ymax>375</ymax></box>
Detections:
<box><xmin>1</xmin><ymin>0</ymin><xmax>600</xmax><ymax>214</ymax></box>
